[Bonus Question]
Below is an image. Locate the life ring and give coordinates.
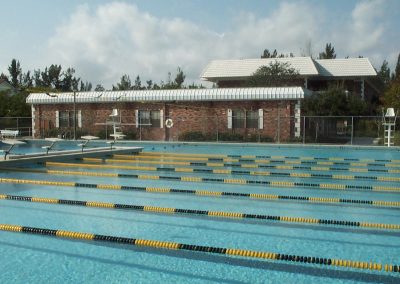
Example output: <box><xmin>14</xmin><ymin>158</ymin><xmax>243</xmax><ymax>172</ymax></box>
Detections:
<box><xmin>165</xmin><ymin>119</ymin><xmax>174</xmax><ymax>128</ymax></box>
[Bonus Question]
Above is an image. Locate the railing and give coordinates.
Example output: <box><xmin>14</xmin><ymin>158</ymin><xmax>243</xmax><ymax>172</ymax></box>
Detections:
<box><xmin>3</xmin><ymin>115</ymin><xmax>398</xmax><ymax>146</ymax></box>
<box><xmin>0</xmin><ymin>117</ymin><xmax>32</xmax><ymax>137</ymax></box>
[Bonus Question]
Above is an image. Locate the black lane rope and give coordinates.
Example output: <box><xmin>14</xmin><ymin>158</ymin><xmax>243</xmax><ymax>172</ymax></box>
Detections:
<box><xmin>1</xmin><ymin>194</ymin><xmax>399</xmax><ymax>230</ymax></box>
<box><xmin>1</xmin><ymin>223</ymin><xmax>399</xmax><ymax>273</ymax></box>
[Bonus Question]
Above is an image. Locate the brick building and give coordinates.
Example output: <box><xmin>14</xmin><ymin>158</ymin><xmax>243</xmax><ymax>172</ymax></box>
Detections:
<box><xmin>26</xmin><ymin>87</ymin><xmax>307</xmax><ymax>141</ymax></box>
<box><xmin>26</xmin><ymin>57</ymin><xmax>377</xmax><ymax>142</ymax></box>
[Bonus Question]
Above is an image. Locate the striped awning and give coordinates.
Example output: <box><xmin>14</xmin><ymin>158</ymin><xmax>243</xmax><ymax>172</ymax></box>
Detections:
<box><xmin>26</xmin><ymin>87</ymin><xmax>308</xmax><ymax>105</ymax></box>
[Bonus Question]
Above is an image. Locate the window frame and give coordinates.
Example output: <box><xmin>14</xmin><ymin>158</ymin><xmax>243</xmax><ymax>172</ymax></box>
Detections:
<box><xmin>138</xmin><ymin>110</ymin><xmax>160</xmax><ymax>128</ymax></box>
<box><xmin>232</xmin><ymin>109</ymin><xmax>245</xmax><ymax>129</ymax></box>
<box><xmin>246</xmin><ymin>110</ymin><xmax>259</xmax><ymax>129</ymax></box>
<box><xmin>59</xmin><ymin>110</ymin><xmax>74</xmax><ymax>128</ymax></box>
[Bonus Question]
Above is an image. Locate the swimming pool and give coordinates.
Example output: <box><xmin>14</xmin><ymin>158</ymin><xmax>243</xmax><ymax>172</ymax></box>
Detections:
<box><xmin>0</xmin><ymin>142</ymin><xmax>399</xmax><ymax>283</ymax></box>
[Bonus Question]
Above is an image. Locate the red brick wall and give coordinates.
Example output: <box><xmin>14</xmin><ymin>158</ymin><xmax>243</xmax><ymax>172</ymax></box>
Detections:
<box><xmin>32</xmin><ymin>100</ymin><xmax>295</xmax><ymax>141</ymax></box>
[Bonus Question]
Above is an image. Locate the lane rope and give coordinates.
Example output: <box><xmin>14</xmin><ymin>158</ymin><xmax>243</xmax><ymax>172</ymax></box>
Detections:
<box><xmin>79</xmin><ymin>158</ymin><xmax>400</xmax><ymax>183</ymax></box>
<box><xmin>0</xmin><ymin>177</ymin><xmax>399</xmax><ymax>209</ymax></box>
<box><xmin>112</xmin><ymin>155</ymin><xmax>400</xmax><ymax>174</ymax></box>
<box><xmin>1</xmin><ymin>193</ymin><xmax>400</xmax><ymax>230</ymax></box>
<box><xmin>40</xmin><ymin>163</ymin><xmax>400</xmax><ymax>192</ymax></box>
<box><xmin>134</xmin><ymin>152</ymin><xmax>400</xmax><ymax>165</ymax></box>
<box><xmin>0</xmin><ymin>223</ymin><xmax>399</xmax><ymax>273</ymax></box>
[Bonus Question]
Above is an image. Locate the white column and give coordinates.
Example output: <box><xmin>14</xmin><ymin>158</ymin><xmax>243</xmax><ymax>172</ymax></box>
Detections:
<box><xmin>31</xmin><ymin>105</ymin><xmax>36</xmax><ymax>138</ymax></box>
<box><xmin>160</xmin><ymin>109</ymin><xmax>164</xmax><ymax>128</ymax></box>
<box><xmin>227</xmin><ymin>109</ymin><xmax>232</xmax><ymax>129</ymax></box>
<box><xmin>135</xmin><ymin>109</ymin><xmax>139</xmax><ymax>128</ymax></box>
<box><xmin>77</xmin><ymin>110</ymin><xmax>82</xmax><ymax>128</ymax></box>
<box><xmin>258</xmin><ymin>109</ymin><xmax>263</xmax><ymax>129</ymax></box>
<box><xmin>294</xmin><ymin>100</ymin><xmax>301</xmax><ymax>138</ymax></box>
<box><xmin>55</xmin><ymin>111</ymin><xmax>59</xmax><ymax>128</ymax></box>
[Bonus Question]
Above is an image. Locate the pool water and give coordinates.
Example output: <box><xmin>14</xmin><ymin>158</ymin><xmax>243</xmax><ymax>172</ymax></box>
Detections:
<box><xmin>0</xmin><ymin>142</ymin><xmax>400</xmax><ymax>283</ymax></box>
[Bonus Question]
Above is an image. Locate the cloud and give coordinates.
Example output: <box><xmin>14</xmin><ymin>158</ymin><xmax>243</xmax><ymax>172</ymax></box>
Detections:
<box><xmin>46</xmin><ymin>1</ymin><xmax>321</xmax><ymax>88</ymax></box>
<box><xmin>45</xmin><ymin>1</ymin><xmax>398</xmax><ymax>88</ymax></box>
<box><xmin>47</xmin><ymin>2</ymin><xmax>221</xmax><ymax>87</ymax></box>
<box><xmin>348</xmin><ymin>0</ymin><xmax>385</xmax><ymax>53</ymax></box>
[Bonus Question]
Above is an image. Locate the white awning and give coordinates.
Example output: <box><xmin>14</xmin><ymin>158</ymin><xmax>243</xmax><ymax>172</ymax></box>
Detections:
<box><xmin>26</xmin><ymin>87</ymin><xmax>308</xmax><ymax>104</ymax></box>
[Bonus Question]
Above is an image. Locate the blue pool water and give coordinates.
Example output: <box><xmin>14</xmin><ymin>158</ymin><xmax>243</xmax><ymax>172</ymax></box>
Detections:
<box><xmin>0</xmin><ymin>141</ymin><xmax>400</xmax><ymax>283</ymax></box>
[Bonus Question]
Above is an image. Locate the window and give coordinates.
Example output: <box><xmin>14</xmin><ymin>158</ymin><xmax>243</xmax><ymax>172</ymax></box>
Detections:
<box><xmin>150</xmin><ymin>111</ymin><xmax>160</xmax><ymax>127</ymax></box>
<box><xmin>59</xmin><ymin>111</ymin><xmax>74</xmax><ymax>128</ymax></box>
<box><xmin>246</xmin><ymin>110</ymin><xmax>259</xmax><ymax>128</ymax></box>
<box><xmin>232</xmin><ymin>109</ymin><xmax>245</xmax><ymax>129</ymax></box>
<box><xmin>138</xmin><ymin>110</ymin><xmax>160</xmax><ymax>127</ymax></box>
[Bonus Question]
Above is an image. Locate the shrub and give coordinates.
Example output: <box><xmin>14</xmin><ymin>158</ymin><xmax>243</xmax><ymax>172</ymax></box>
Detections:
<box><xmin>179</xmin><ymin>131</ymin><xmax>207</xmax><ymax>141</ymax></box>
<box><xmin>218</xmin><ymin>132</ymin><xmax>244</xmax><ymax>142</ymax></box>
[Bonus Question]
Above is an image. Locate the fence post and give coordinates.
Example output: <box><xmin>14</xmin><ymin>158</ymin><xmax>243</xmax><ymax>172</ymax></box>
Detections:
<box><xmin>351</xmin><ymin>116</ymin><xmax>354</xmax><ymax>145</ymax></box>
<box><xmin>302</xmin><ymin>116</ymin><xmax>306</xmax><ymax>144</ymax></box>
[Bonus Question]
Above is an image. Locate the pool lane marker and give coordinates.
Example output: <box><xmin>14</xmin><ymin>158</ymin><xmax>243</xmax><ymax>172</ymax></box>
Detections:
<box><xmin>135</xmin><ymin>151</ymin><xmax>400</xmax><ymax>164</ymax></box>
<box><xmin>41</xmin><ymin>163</ymin><xmax>400</xmax><ymax>192</ymax></box>
<box><xmin>81</xmin><ymin>158</ymin><xmax>400</xmax><ymax>182</ymax></box>
<box><xmin>1</xmin><ymin>177</ymin><xmax>400</xmax><ymax>209</ymax></box>
<box><xmin>110</xmin><ymin>156</ymin><xmax>400</xmax><ymax>175</ymax></box>
<box><xmin>1</xmin><ymin>193</ymin><xmax>400</xmax><ymax>231</ymax></box>
<box><xmin>134</xmin><ymin>152</ymin><xmax>400</xmax><ymax>165</ymax></box>
<box><xmin>0</xmin><ymin>223</ymin><xmax>399</xmax><ymax>273</ymax></box>
<box><xmin>113</xmin><ymin>154</ymin><xmax>400</xmax><ymax>169</ymax></box>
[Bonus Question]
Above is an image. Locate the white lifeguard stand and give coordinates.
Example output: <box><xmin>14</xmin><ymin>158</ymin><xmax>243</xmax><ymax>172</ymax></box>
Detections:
<box><xmin>109</xmin><ymin>109</ymin><xmax>126</xmax><ymax>141</ymax></box>
<box><xmin>382</xmin><ymin>108</ymin><xmax>397</xmax><ymax>147</ymax></box>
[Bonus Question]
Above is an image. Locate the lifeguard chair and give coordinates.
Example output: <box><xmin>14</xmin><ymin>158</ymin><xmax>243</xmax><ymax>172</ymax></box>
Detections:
<box><xmin>109</xmin><ymin>109</ymin><xmax>126</xmax><ymax>141</ymax></box>
<box><xmin>382</xmin><ymin>108</ymin><xmax>398</xmax><ymax>147</ymax></box>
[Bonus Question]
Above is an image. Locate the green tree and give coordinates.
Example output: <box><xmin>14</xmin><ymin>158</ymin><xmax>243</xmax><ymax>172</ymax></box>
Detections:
<box><xmin>319</xmin><ymin>43</ymin><xmax>336</xmax><ymax>59</ymax></box>
<box><xmin>302</xmin><ymin>87</ymin><xmax>367</xmax><ymax>116</ymax></box>
<box><xmin>174</xmin><ymin>67</ymin><xmax>185</xmax><ymax>88</ymax></box>
<box><xmin>20</xmin><ymin>71</ymin><xmax>33</xmax><ymax>89</ymax></box>
<box><xmin>394</xmin><ymin>53</ymin><xmax>400</xmax><ymax>80</ymax></box>
<box><xmin>247</xmin><ymin>61</ymin><xmax>300</xmax><ymax>87</ymax></box>
<box><xmin>377</xmin><ymin>60</ymin><xmax>391</xmax><ymax>88</ymax></box>
<box><xmin>0</xmin><ymin>73</ymin><xmax>9</xmax><ymax>81</ymax></box>
<box><xmin>80</xmin><ymin>81</ymin><xmax>92</xmax><ymax>91</ymax></box>
<box><xmin>61</xmin><ymin>68</ymin><xmax>80</xmax><ymax>91</ymax></box>
<box><xmin>33</xmin><ymin>69</ymin><xmax>43</xmax><ymax>87</ymax></box>
<box><xmin>94</xmin><ymin>84</ymin><xmax>105</xmax><ymax>91</ymax></box>
<box><xmin>382</xmin><ymin>77</ymin><xmax>400</xmax><ymax>110</ymax></box>
<box><xmin>48</xmin><ymin>64</ymin><xmax>62</xmax><ymax>89</ymax></box>
<box><xmin>7</xmin><ymin>91</ymin><xmax>31</xmax><ymax>117</ymax></box>
<box><xmin>133</xmin><ymin>75</ymin><xmax>142</xmax><ymax>90</ymax></box>
<box><xmin>113</xmin><ymin>74</ymin><xmax>132</xmax><ymax>90</ymax></box>
<box><xmin>8</xmin><ymin>59</ymin><xmax>22</xmax><ymax>87</ymax></box>
<box><xmin>261</xmin><ymin>49</ymin><xmax>292</xmax><ymax>58</ymax></box>
<box><xmin>261</xmin><ymin>49</ymin><xmax>278</xmax><ymax>58</ymax></box>
<box><xmin>146</xmin><ymin>80</ymin><xmax>153</xmax><ymax>89</ymax></box>
<box><xmin>41</xmin><ymin>67</ymin><xmax>51</xmax><ymax>87</ymax></box>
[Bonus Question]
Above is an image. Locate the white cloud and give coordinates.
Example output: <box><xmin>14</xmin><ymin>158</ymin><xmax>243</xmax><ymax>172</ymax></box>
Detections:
<box><xmin>45</xmin><ymin>1</ymin><xmax>398</xmax><ymax>88</ymax></box>
<box><xmin>46</xmin><ymin>1</ymin><xmax>321</xmax><ymax>88</ymax></box>
<box><xmin>348</xmin><ymin>0</ymin><xmax>385</xmax><ymax>53</ymax></box>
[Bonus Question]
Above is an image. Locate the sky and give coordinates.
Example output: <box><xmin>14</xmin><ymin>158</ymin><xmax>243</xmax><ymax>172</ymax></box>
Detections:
<box><xmin>1</xmin><ymin>0</ymin><xmax>399</xmax><ymax>88</ymax></box>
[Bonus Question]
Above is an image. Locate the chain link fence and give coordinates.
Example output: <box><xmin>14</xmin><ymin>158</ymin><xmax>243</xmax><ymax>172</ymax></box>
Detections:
<box><xmin>2</xmin><ymin>115</ymin><xmax>398</xmax><ymax>146</ymax></box>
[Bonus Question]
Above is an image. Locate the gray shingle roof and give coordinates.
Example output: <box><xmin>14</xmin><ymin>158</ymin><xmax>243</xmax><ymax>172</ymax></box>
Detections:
<box><xmin>201</xmin><ymin>57</ymin><xmax>319</xmax><ymax>81</ymax></box>
<box><xmin>314</xmin><ymin>58</ymin><xmax>377</xmax><ymax>77</ymax></box>
<box><xmin>201</xmin><ymin>57</ymin><xmax>377</xmax><ymax>81</ymax></box>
